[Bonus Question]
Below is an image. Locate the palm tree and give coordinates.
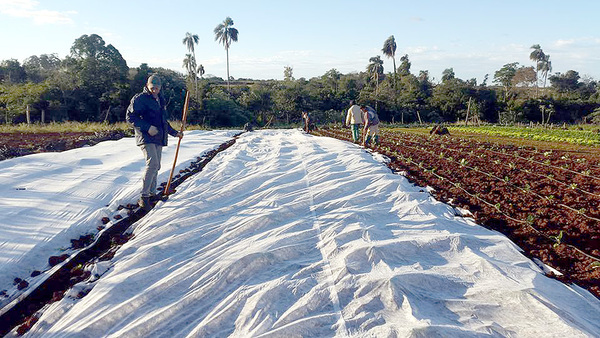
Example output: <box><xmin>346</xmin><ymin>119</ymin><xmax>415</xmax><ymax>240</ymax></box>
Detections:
<box><xmin>530</xmin><ymin>44</ymin><xmax>554</xmax><ymax>123</ymax></box>
<box><xmin>529</xmin><ymin>44</ymin><xmax>545</xmax><ymax>97</ymax></box>
<box><xmin>182</xmin><ymin>53</ymin><xmax>196</xmax><ymax>79</ymax></box>
<box><xmin>182</xmin><ymin>32</ymin><xmax>199</xmax><ymax>57</ymax></box>
<box><xmin>442</xmin><ymin>68</ymin><xmax>455</xmax><ymax>82</ymax></box>
<box><xmin>182</xmin><ymin>32</ymin><xmax>199</xmax><ymax>97</ymax></box>
<box><xmin>367</xmin><ymin>56</ymin><xmax>384</xmax><ymax>110</ymax></box>
<box><xmin>214</xmin><ymin>17</ymin><xmax>239</xmax><ymax>91</ymax></box>
<box><xmin>197</xmin><ymin>64</ymin><xmax>205</xmax><ymax>78</ymax></box>
<box><xmin>382</xmin><ymin>35</ymin><xmax>397</xmax><ymax>86</ymax></box>
<box><xmin>540</xmin><ymin>54</ymin><xmax>552</xmax><ymax>89</ymax></box>
<box><xmin>367</xmin><ymin>56</ymin><xmax>384</xmax><ymax>80</ymax></box>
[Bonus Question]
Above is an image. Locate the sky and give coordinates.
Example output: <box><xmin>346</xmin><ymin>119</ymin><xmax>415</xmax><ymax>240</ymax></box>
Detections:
<box><xmin>0</xmin><ymin>0</ymin><xmax>599</xmax><ymax>84</ymax></box>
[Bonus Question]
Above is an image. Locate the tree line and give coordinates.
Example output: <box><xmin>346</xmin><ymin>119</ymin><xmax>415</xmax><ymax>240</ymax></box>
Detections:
<box><xmin>1</xmin><ymin>32</ymin><xmax>599</xmax><ymax>127</ymax></box>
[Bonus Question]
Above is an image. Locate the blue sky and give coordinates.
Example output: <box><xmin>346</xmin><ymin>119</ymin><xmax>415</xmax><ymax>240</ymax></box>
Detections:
<box><xmin>1</xmin><ymin>0</ymin><xmax>599</xmax><ymax>84</ymax></box>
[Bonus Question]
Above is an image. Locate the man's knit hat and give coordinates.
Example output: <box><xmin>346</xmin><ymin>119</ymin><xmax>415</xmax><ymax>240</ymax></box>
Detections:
<box><xmin>147</xmin><ymin>74</ymin><xmax>162</xmax><ymax>88</ymax></box>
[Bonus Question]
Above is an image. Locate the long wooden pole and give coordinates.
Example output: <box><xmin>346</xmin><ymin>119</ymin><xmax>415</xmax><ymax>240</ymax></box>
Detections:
<box><xmin>465</xmin><ymin>97</ymin><xmax>472</xmax><ymax>126</ymax></box>
<box><xmin>164</xmin><ymin>91</ymin><xmax>190</xmax><ymax>196</ymax></box>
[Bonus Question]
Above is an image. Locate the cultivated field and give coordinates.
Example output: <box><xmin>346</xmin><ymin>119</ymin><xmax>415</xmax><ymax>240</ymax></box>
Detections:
<box><xmin>314</xmin><ymin>125</ymin><xmax>600</xmax><ymax>298</ymax></box>
<box><xmin>1</xmin><ymin>123</ymin><xmax>599</xmax><ymax>301</ymax></box>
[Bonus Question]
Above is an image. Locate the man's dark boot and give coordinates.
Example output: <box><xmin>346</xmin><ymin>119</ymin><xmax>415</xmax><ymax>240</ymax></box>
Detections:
<box><xmin>138</xmin><ymin>196</ymin><xmax>152</xmax><ymax>211</ymax></box>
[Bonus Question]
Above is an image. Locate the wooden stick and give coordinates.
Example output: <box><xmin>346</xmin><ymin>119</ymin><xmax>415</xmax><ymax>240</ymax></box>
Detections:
<box><xmin>164</xmin><ymin>91</ymin><xmax>190</xmax><ymax>196</ymax></box>
<box><xmin>465</xmin><ymin>97</ymin><xmax>472</xmax><ymax>126</ymax></box>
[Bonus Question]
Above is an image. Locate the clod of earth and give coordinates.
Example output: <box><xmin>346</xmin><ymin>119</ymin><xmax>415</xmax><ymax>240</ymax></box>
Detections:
<box><xmin>71</xmin><ymin>234</ymin><xmax>93</xmax><ymax>249</ymax></box>
<box><xmin>17</xmin><ymin>280</ymin><xmax>29</xmax><ymax>291</ymax></box>
<box><xmin>48</xmin><ymin>254</ymin><xmax>69</xmax><ymax>267</ymax></box>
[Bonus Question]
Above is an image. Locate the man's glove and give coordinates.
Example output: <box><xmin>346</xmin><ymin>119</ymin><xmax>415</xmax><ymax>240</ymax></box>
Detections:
<box><xmin>176</xmin><ymin>131</ymin><xmax>184</xmax><ymax>138</ymax></box>
<box><xmin>148</xmin><ymin>125</ymin><xmax>158</xmax><ymax>136</ymax></box>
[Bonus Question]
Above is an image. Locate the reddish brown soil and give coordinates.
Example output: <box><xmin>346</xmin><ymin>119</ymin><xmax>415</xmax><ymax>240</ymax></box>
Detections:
<box><xmin>315</xmin><ymin>127</ymin><xmax>600</xmax><ymax>299</ymax></box>
<box><xmin>0</xmin><ymin>131</ymin><xmax>129</xmax><ymax>161</ymax></box>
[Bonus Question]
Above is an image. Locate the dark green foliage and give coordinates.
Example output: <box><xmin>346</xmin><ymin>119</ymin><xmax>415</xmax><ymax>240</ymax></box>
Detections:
<box><xmin>589</xmin><ymin>108</ymin><xmax>600</xmax><ymax>124</ymax></box>
<box><xmin>550</xmin><ymin>70</ymin><xmax>581</xmax><ymax>93</ymax></box>
<box><xmin>23</xmin><ymin>54</ymin><xmax>61</xmax><ymax>83</ymax></box>
<box><xmin>202</xmin><ymin>91</ymin><xmax>252</xmax><ymax>127</ymax></box>
<box><xmin>1</xmin><ymin>34</ymin><xmax>598</xmax><ymax>126</ymax></box>
<box><xmin>0</xmin><ymin>59</ymin><xmax>27</xmax><ymax>84</ymax></box>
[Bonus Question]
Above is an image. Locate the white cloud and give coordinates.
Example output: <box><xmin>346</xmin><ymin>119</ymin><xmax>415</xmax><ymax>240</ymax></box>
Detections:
<box><xmin>0</xmin><ymin>0</ymin><xmax>76</xmax><ymax>25</ymax></box>
<box><xmin>553</xmin><ymin>39</ymin><xmax>575</xmax><ymax>48</ymax></box>
<box><xmin>129</xmin><ymin>56</ymin><xmax>183</xmax><ymax>70</ymax></box>
<box><xmin>202</xmin><ymin>57</ymin><xmax>224</xmax><ymax>66</ymax></box>
<box><xmin>405</xmin><ymin>46</ymin><xmax>439</xmax><ymax>55</ymax></box>
<box><xmin>551</xmin><ymin>37</ymin><xmax>600</xmax><ymax>51</ymax></box>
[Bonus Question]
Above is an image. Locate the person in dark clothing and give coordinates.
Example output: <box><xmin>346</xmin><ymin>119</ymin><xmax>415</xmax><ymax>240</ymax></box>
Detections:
<box><xmin>302</xmin><ymin>111</ymin><xmax>312</xmax><ymax>133</ymax></box>
<box><xmin>126</xmin><ymin>74</ymin><xmax>182</xmax><ymax>210</ymax></box>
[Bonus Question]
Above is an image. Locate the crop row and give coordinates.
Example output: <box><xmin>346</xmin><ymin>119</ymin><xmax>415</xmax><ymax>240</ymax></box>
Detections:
<box><xmin>379</xmin><ymin>130</ymin><xmax>600</xmax><ymax>202</ymax></box>
<box><xmin>450</xmin><ymin>126</ymin><xmax>600</xmax><ymax>146</ymax></box>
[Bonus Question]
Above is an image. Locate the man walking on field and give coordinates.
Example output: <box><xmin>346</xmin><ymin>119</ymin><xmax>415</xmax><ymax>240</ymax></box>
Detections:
<box><xmin>345</xmin><ymin>100</ymin><xmax>363</xmax><ymax>143</ymax></box>
<box><xmin>361</xmin><ymin>105</ymin><xmax>380</xmax><ymax>147</ymax></box>
<box><xmin>126</xmin><ymin>74</ymin><xmax>183</xmax><ymax>210</ymax></box>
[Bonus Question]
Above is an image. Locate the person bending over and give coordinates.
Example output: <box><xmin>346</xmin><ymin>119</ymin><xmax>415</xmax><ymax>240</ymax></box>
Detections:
<box><xmin>361</xmin><ymin>105</ymin><xmax>380</xmax><ymax>147</ymax></box>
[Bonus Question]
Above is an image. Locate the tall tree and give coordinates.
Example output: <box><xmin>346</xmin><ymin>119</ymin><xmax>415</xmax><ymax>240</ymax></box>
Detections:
<box><xmin>284</xmin><ymin>66</ymin><xmax>294</xmax><ymax>82</ymax></box>
<box><xmin>441</xmin><ymin>68</ymin><xmax>455</xmax><ymax>82</ymax></box>
<box><xmin>395</xmin><ymin>54</ymin><xmax>413</xmax><ymax>123</ymax></box>
<box><xmin>549</xmin><ymin>70</ymin><xmax>581</xmax><ymax>93</ymax></box>
<box><xmin>382</xmin><ymin>35</ymin><xmax>397</xmax><ymax>86</ymax></box>
<box><xmin>197</xmin><ymin>64</ymin><xmax>205</xmax><ymax>78</ymax></box>
<box><xmin>367</xmin><ymin>56</ymin><xmax>384</xmax><ymax>82</ymax></box>
<box><xmin>323</xmin><ymin>68</ymin><xmax>341</xmax><ymax>95</ymax></box>
<box><xmin>367</xmin><ymin>56</ymin><xmax>384</xmax><ymax>110</ymax></box>
<box><xmin>68</xmin><ymin>34</ymin><xmax>128</xmax><ymax>120</ymax></box>
<box><xmin>494</xmin><ymin>62</ymin><xmax>519</xmax><ymax>101</ymax></box>
<box><xmin>512</xmin><ymin>66</ymin><xmax>537</xmax><ymax>89</ymax></box>
<box><xmin>431</xmin><ymin>77</ymin><xmax>470</xmax><ymax>122</ymax></box>
<box><xmin>539</xmin><ymin>53</ymin><xmax>552</xmax><ymax>89</ymax></box>
<box><xmin>0</xmin><ymin>59</ymin><xmax>27</xmax><ymax>84</ymax></box>
<box><xmin>182</xmin><ymin>32</ymin><xmax>199</xmax><ymax>58</ymax></box>
<box><xmin>416</xmin><ymin>70</ymin><xmax>433</xmax><ymax>123</ymax></box>
<box><xmin>214</xmin><ymin>17</ymin><xmax>239</xmax><ymax>91</ymax></box>
<box><xmin>182</xmin><ymin>32</ymin><xmax>200</xmax><ymax>97</ymax></box>
<box><xmin>397</xmin><ymin>54</ymin><xmax>411</xmax><ymax>76</ymax></box>
<box><xmin>529</xmin><ymin>44</ymin><xmax>545</xmax><ymax>96</ymax></box>
<box><xmin>182</xmin><ymin>54</ymin><xmax>197</xmax><ymax>80</ymax></box>
<box><xmin>23</xmin><ymin>54</ymin><xmax>60</xmax><ymax>83</ymax></box>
